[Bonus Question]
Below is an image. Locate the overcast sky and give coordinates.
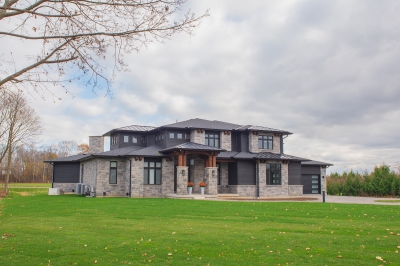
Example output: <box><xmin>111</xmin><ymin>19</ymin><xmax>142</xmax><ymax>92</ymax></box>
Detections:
<box><xmin>20</xmin><ymin>0</ymin><xmax>400</xmax><ymax>174</ymax></box>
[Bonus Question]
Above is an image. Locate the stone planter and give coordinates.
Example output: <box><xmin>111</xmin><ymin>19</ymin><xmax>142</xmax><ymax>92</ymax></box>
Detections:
<box><xmin>188</xmin><ymin>187</ymin><xmax>193</xmax><ymax>195</ymax></box>
<box><xmin>200</xmin><ymin>187</ymin><xmax>205</xmax><ymax>195</ymax></box>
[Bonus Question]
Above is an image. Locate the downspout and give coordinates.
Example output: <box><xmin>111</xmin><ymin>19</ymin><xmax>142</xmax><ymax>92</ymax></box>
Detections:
<box><xmin>129</xmin><ymin>159</ymin><xmax>132</xmax><ymax>198</ymax></box>
<box><xmin>256</xmin><ymin>160</ymin><xmax>260</xmax><ymax>199</ymax></box>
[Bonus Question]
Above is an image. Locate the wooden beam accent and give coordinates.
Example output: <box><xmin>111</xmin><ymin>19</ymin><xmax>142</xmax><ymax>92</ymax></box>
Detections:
<box><xmin>178</xmin><ymin>154</ymin><xmax>183</xmax><ymax>166</ymax></box>
<box><xmin>208</xmin><ymin>155</ymin><xmax>213</xmax><ymax>168</ymax></box>
<box><xmin>182</xmin><ymin>154</ymin><xmax>187</xmax><ymax>166</ymax></box>
<box><xmin>213</xmin><ymin>156</ymin><xmax>217</xmax><ymax>167</ymax></box>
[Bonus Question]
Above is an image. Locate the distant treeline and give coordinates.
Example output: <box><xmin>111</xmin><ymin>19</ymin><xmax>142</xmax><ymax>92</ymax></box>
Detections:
<box><xmin>327</xmin><ymin>165</ymin><xmax>400</xmax><ymax>197</ymax></box>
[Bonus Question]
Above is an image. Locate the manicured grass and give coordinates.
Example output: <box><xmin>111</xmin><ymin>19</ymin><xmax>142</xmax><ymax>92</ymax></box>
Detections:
<box><xmin>4</xmin><ymin>183</ymin><xmax>52</xmax><ymax>188</ymax></box>
<box><xmin>1</xmin><ymin>191</ymin><xmax>399</xmax><ymax>265</ymax></box>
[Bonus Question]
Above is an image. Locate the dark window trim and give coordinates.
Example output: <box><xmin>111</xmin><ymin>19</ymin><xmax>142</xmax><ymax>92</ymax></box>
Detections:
<box><xmin>205</xmin><ymin>131</ymin><xmax>220</xmax><ymax>148</ymax></box>
<box><xmin>266</xmin><ymin>163</ymin><xmax>281</xmax><ymax>185</ymax></box>
<box><xmin>123</xmin><ymin>135</ymin><xmax>129</xmax><ymax>143</ymax></box>
<box><xmin>258</xmin><ymin>135</ymin><xmax>273</xmax><ymax>149</ymax></box>
<box><xmin>110</xmin><ymin>161</ymin><xmax>117</xmax><ymax>184</ymax></box>
<box><xmin>217</xmin><ymin>162</ymin><xmax>221</xmax><ymax>185</ymax></box>
<box><xmin>143</xmin><ymin>159</ymin><xmax>162</xmax><ymax>185</ymax></box>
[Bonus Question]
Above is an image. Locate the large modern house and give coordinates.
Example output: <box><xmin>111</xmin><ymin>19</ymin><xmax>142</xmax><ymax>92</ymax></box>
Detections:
<box><xmin>46</xmin><ymin>118</ymin><xmax>332</xmax><ymax>198</ymax></box>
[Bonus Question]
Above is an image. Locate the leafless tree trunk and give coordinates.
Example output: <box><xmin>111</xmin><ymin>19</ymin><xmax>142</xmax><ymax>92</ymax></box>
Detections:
<box><xmin>0</xmin><ymin>0</ymin><xmax>209</xmax><ymax>97</ymax></box>
<box><xmin>0</xmin><ymin>91</ymin><xmax>43</xmax><ymax>194</ymax></box>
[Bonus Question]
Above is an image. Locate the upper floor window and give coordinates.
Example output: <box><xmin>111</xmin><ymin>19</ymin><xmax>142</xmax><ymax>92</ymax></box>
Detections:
<box><xmin>141</xmin><ymin>136</ymin><xmax>146</xmax><ymax>144</ymax></box>
<box><xmin>111</xmin><ymin>136</ymin><xmax>118</xmax><ymax>145</ymax></box>
<box><xmin>169</xmin><ymin>133</ymin><xmax>175</xmax><ymax>139</ymax></box>
<box><xmin>124</xmin><ymin>136</ymin><xmax>129</xmax><ymax>143</ymax></box>
<box><xmin>266</xmin><ymin>164</ymin><xmax>281</xmax><ymax>185</ymax></box>
<box><xmin>110</xmin><ymin>161</ymin><xmax>117</xmax><ymax>184</ymax></box>
<box><xmin>258</xmin><ymin>135</ymin><xmax>273</xmax><ymax>149</ymax></box>
<box><xmin>205</xmin><ymin>132</ymin><xmax>220</xmax><ymax>148</ymax></box>
<box><xmin>177</xmin><ymin>133</ymin><xmax>183</xmax><ymax>139</ymax></box>
<box><xmin>132</xmin><ymin>136</ymin><xmax>138</xmax><ymax>143</ymax></box>
<box><xmin>144</xmin><ymin>160</ymin><xmax>162</xmax><ymax>185</ymax></box>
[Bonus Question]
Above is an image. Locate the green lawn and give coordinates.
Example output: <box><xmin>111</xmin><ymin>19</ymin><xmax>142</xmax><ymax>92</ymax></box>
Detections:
<box><xmin>0</xmin><ymin>190</ymin><xmax>399</xmax><ymax>265</ymax></box>
<box><xmin>4</xmin><ymin>183</ymin><xmax>52</xmax><ymax>188</ymax></box>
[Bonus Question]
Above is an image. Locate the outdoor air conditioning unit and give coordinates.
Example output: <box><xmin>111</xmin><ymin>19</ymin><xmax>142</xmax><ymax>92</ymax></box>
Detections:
<box><xmin>80</xmin><ymin>184</ymin><xmax>86</xmax><ymax>195</ymax></box>
<box><xmin>76</xmin><ymin>183</ymin><xmax>82</xmax><ymax>195</ymax></box>
<box><xmin>83</xmin><ymin>185</ymin><xmax>90</xmax><ymax>195</ymax></box>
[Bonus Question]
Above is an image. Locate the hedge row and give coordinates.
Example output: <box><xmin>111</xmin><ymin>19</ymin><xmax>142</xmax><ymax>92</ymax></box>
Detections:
<box><xmin>327</xmin><ymin>164</ymin><xmax>400</xmax><ymax>197</ymax></box>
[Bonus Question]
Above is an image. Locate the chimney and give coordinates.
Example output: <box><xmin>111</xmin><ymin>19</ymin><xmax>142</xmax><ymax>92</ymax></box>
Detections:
<box><xmin>89</xmin><ymin>136</ymin><xmax>104</xmax><ymax>153</ymax></box>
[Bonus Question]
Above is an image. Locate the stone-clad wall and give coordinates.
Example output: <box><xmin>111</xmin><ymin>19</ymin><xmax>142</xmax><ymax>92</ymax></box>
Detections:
<box><xmin>161</xmin><ymin>158</ymin><xmax>174</xmax><ymax>195</ymax></box>
<box><xmin>220</xmin><ymin>131</ymin><xmax>231</xmax><ymax>151</ymax></box>
<box><xmin>190</xmin><ymin>129</ymin><xmax>205</xmax><ymax>145</ymax></box>
<box><xmin>89</xmin><ymin>136</ymin><xmax>104</xmax><ymax>153</ymax></box>
<box><xmin>205</xmin><ymin>167</ymin><xmax>218</xmax><ymax>195</ymax></box>
<box><xmin>130</xmin><ymin>159</ymin><xmax>144</xmax><ymax>197</ymax></box>
<box><xmin>249</xmin><ymin>133</ymin><xmax>280</xmax><ymax>154</ymax></box>
<box><xmin>218</xmin><ymin>162</ymin><xmax>229</xmax><ymax>194</ymax></box>
<box><xmin>96</xmin><ymin>158</ymin><xmax>127</xmax><ymax>196</ymax></box>
<box><xmin>176</xmin><ymin>166</ymin><xmax>188</xmax><ymax>195</ymax></box>
<box><xmin>288</xmin><ymin>185</ymin><xmax>303</xmax><ymax>196</ymax></box>
<box><xmin>82</xmin><ymin>159</ymin><xmax>97</xmax><ymax>190</ymax></box>
<box><xmin>143</xmin><ymin>185</ymin><xmax>163</xmax><ymax>197</ymax></box>
<box><xmin>321</xmin><ymin>167</ymin><xmax>327</xmax><ymax>193</ymax></box>
<box><xmin>258</xmin><ymin>160</ymin><xmax>290</xmax><ymax>197</ymax></box>
<box><xmin>53</xmin><ymin>183</ymin><xmax>76</xmax><ymax>192</ymax></box>
<box><xmin>228</xmin><ymin>185</ymin><xmax>257</xmax><ymax>197</ymax></box>
<box><xmin>191</xmin><ymin>156</ymin><xmax>205</xmax><ymax>193</ymax></box>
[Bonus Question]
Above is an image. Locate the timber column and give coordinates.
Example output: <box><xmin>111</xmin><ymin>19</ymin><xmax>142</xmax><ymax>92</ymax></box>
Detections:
<box><xmin>176</xmin><ymin>152</ymin><xmax>188</xmax><ymax>195</ymax></box>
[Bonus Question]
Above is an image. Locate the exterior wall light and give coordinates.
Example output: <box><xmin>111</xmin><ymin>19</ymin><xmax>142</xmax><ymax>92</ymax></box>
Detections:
<box><xmin>182</xmin><ymin>169</ymin><xmax>186</xmax><ymax>176</ymax></box>
<box><xmin>212</xmin><ymin>170</ymin><xmax>216</xmax><ymax>177</ymax></box>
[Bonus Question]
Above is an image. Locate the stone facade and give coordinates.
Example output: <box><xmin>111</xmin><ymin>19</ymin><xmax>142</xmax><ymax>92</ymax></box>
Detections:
<box><xmin>176</xmin><ymin>166</ymin><xmax>189</xmax><ymax>195</ymax></box>
<box><xmin>95</xmin><ymin>158</ymin><xmax>127</xmax><ymax>196</ymax></box>
<box><xmin>228</xmin><ymin>185</ymin><xmax>257</xmax><ymax>197</ymax></box>
<box><xmin>249</xmin><ymin>133</ymin><xmax>280</xmax><ymax>154</ymax></box>
<box><xmin>130</xmin><ymin>159</ymin><xmax>144</xmax><ymax>197</ymax></box>
<box><xmin>321</xmin><ymin>167</ymin><xmax>327</xmax><ymax>193</ymax></box>
<box><xmin>143</xmin><ymin>185</ymin><xmax>163</xmax><ymax>197</ymax></box>
<box><xmin>161</xmin><ymin>158</ymin><xmax>174</xmax><ymax>195</ymax></box>
<box><xmin>220</xmin><ymin>131</ymin><xmax>231</xmax><ymax>151</ymax></box>
<box><xmin>205</xmin><ymin>167</ymin><xmax>218</xmax><ymax>195</ymax></box>
<box><xmin>190</xmin><ymin>156</ymin><xmax>206</xmax><ymax>193</ymax></box>
<box><xmin>53</xmin><ymin>183</ymin><xmax>76</xmax><ymax>193</ymax></box>
<box><xmin>89</xmin><ymin>136</ymin><xmax>104</xmax><ymax>153</ymax></box>
<box><xmin>82</xmin><ymin>159</ymin><xmax>97</xmax><ymax>190</ymax></box>
<box><xmin>258</xmin><ymin>160</ymin><xmax>291</xmax><ymax>197</ymax></box>
<box><xmin>190</xmin><ymin>129</ymin><xmax>205</xmax><ymax>145</ymax></box>
<box><xmin>218</xmin><ymin>162</ymin><xmax>229</xmax><ymax>194</ymax></box>
<box><xmin>288</xmin><ymin>185</ymin><xmax>303</xmax><ymax>196</ymax></box>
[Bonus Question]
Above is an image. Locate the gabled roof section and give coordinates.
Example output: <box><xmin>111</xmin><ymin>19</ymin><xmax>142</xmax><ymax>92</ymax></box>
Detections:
<box><xmin>301</xmin><ymin>160</ymin><xmax>333</xmax><ymax>166</ymax></box>
<box><xmin>160</xmin><ymin>142</ymin><xmax>226</xmax><ymax>153</ymax></box>
<box><xmin>93</xmin><ymin>146</ymin><xmax>143</xmax><ymax>157</ymax></box>
<box><xmin>160</xmin><ymin>118</ymin><xmax>242</xmax><ymax>131</ymax></box>
<box><xmin>256</xmin><ymin>152</ymin><xmax>309</xmax><ymax>161</ymax></box>
<box><xmin>103</xmin><ymin>125</ymin><xmax>157</xmax><ymax>136</ymax></box>
<box><xmin>44</xmin><ymin>154</ymin><xmax>91</xmax><ymax>162</ymax></box>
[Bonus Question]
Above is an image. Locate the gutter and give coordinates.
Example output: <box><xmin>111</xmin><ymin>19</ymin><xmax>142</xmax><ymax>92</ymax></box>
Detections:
<box><xmin>256</xmin><ymin>160</ymin><xmax>260</xmax><ymax>199</ymax></box>
<box><xmin>129</xmin><ymin>159</ymin><xmax>132</xmax><ymax>197</ymax></box>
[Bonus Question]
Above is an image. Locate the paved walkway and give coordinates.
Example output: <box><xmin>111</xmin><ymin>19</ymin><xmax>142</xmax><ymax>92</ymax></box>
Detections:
<box><xmin>323</xmin><ymin>195</ymin><xmax>400</xmax><ymax>205</ymax></box>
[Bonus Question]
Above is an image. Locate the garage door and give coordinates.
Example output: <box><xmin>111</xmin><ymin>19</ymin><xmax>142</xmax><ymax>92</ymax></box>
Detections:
<box><xmin>301</xmin><ymin>174</ymin><xmax>320</xmax><ymax>194</ymax></box>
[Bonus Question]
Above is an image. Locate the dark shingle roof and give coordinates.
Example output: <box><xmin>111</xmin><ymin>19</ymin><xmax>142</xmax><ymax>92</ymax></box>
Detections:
<box><xmin>256</xmin><ymin>152</ymin><xmax>309</xmax><ymax>161</ymax></box>
<box><xmin>103</xmin><ymin>125</ymin><xmax>157</xmax><ymax>136</ymax></box>
<box><xmin>44</xmin><ymin>154</ymin><xmax>91</xmax><ymax>162</ymax></box>
<box><xmin>235</xmin><ymin>125</ymin><xmax>292</xmax><ymax>134</ymax></box>
<box><xmin>217</xmin><ymin>151</ymin><xmax>239</xmax><ymax>158</ymax></box>
<box><xmin>127</xmin><ymin>145</ymin><xmax>163</xmax><ymax>157</ymax></box>
<box><xmin>161</xmin><ymin>118</ymin><xmax>242</xmax><ymax>131</ymax></box>
<box><xmin>160</xmin><ymin>142</ymin><xmax>226</xmax><ymax>152</ymax></box>
<box><xmin>301</xmin><ymin>160</ymin><xmax>333</xmax><ymax>166</ymax></box>
<box><xmin>94</xmin><ymin>146</ymin><xmax>143</xmax><ymax>157</ymax></box>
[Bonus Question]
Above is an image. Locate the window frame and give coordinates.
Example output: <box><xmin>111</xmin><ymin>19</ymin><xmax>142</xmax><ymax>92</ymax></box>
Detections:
<box><xmin>132</xmin><ymin>136</ymin><xmax>138</xmax><ymax>143</ymax></box>
<box><xmin>109</xmin><ymin>161</ymin><xmax>118</xmax><ymax>184</ymax></box>
<box><xmin>266</xmin><ymin>163</ymin><xmax>281</xmax><ymax>185</ymax></box>
<box><xmin>258</xmin><ymin>135</ymin><xmax>273</xmax><ymax>149</ymax></box>
<box><xmin>123</xmin><ymin>135</ymin><xmax>129</xmax><ymax>143</ymax></box>
<box><xmin>143</xmin><ymin>159</ymin><xmax>162</xmax><ymax>185</ymax></box>
<box><xmin>205</xmin><ymin>131</ymin><xmax>220</xmax><ymax>148</ymax></box>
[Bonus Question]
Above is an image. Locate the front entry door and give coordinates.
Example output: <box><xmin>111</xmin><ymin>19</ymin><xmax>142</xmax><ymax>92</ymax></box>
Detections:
<box><xmin>301</xmin><ymin>174</ymin><xmax>320</xmax><ymax>194</ymax></box>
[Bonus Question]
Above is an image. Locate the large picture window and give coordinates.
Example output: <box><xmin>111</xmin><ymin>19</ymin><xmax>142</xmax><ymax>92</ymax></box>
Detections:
<box><xmin>258</xmin><ymin>135</ymin><xmax>273</xmax><ymax>149</ymax></box>
<box><xmin>205</xmin><ymin>132</ymin><xmax>220</xmax><ymax>148</ymax></box>
<box><xmin>266</xmin><ymin>163</ymin><xmax>281</xmax><ymax>185</ymax></box>
<box><xmin>144</xmin><ymin>160</ymin><xmax>162</xmax><ymax>185</ymax></box>
<box><xmin>110</xmin><ymin>161</ymin><xmax>117</xmax><ymax>184</ymax></box>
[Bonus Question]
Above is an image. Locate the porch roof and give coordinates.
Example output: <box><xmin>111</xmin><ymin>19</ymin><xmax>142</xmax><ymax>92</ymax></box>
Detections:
<box><xmin>301</xmin><ymin>160</ymin><xmax>333</xmax><ymax>166</ymax></box>
<box><xmin>256</xmin><ymin>152</ymin><xmax>310</xmax><ymax>161</ymax></box>
<box><xmin>160</xmin><ymin>142</ymin><xmax>226</xmax><ymax>153</ymax></box>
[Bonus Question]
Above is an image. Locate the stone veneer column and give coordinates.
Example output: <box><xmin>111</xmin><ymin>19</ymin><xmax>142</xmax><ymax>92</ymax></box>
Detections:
<box><xmin>321</xmin><ymin>167</ymin><xmax>327</xmax><ymax>193</ymax></box>
<box><xmin>205</xmin><ymin>167</ymin><xmax>218</xmax><ymax>195</ymax></box>
<box><xmin>89</xmin><ymin>136</ymin><xmax>104</xmax><ymax>153</ymax></box>
<box><xmin>190</xmin><ymin>129</ymin><xmax>205</xmax><ymax>145</ymax></box>
<box><xmin>220</xmin><ymin>131</ymin><xmax>231</xmax><ymax>151</ymax></box>
<box><xmin>130</xmin><ymin>159</ymin><xmax>144</xmax><ymax>197</ymax></box>
<box><xmin>176</xmin><ymin>166</ymin><xmax>189</xmax><ymax>195</ymax></box>
<box><xmin>161</xmin><ymin>158</ymin><xmax>174</xmax><ymax>195</ymax></box>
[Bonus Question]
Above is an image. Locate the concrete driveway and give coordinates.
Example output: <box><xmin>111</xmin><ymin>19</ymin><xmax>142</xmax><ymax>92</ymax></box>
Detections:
<box><xmin>323</xmin><ymin>195</ymin><xmax>400</xmax><ymax>205</ymax></box>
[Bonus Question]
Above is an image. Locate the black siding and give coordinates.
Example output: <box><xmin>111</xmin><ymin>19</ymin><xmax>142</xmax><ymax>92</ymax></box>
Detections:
<box><xmin>53</xmin><ymin>163</ymin><xmax>80</xmax><ymax>183</ymax></box>
<box><xmin>301</xmin><ymin>165</ymin><xmax>321</xmax><ymax>175</ymax></box>
<box><xmin>288</xmin><ymin>161</ymin><xmax>301</xmax><ymax>185</ymax></box>
<box><xmin>111</xmin><ymin>133</ymin><xmax>146</xmax><ymax>150</ymax></box>
<box><xmin>147</xmin><ymin>134</ymin><xmax>155</xmax><ymax>146</ymax></box>
<box><xmin>231</xmin><ymin>132</ymin><xmax>240</xmax><ymax>152</ymax></box>
<box><xmin>237</xmin><ymin>160</ymin><xmax>256</xmax><ymax>185</ymax></box>
<box><xmin>228</xmin><ymin>162</ymin><xmax>238</xmax><ymax>185</ymax></box>
<box><xmin>165</xmin><ymin>130</ymin><xmax>190</xmax><ymax>148</ymax></box>
<box><xmin>240</xmin><ymin>132</ymin><xmax>249</xmax><ymax>152</ymax></box>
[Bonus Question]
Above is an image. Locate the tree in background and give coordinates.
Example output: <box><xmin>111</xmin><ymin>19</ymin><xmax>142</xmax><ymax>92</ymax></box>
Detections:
<box><xmin>0</xmin><ymin>91</ymin><xmax>43</xmax><ymax>194</ymax></box>
<box><xmin>78</xmin><ymin>143</ymin><xmax>90</xmax><ymax>154</ymax></box>
<box><xmin>0</xmin><ymin>0</ymin><xmax>208</xmax><ymax>97</ymax></box>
